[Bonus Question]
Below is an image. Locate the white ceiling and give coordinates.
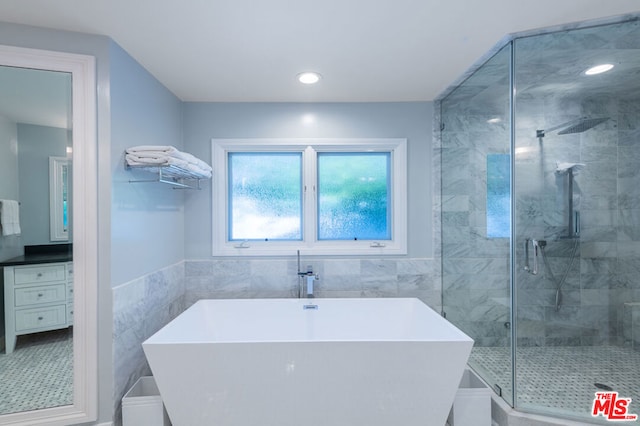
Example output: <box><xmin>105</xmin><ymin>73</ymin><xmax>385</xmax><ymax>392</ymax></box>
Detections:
<box><xmin>0</xmin><ymin>0</ymin><xmax>639</xmax><ymax>103</ymax></box>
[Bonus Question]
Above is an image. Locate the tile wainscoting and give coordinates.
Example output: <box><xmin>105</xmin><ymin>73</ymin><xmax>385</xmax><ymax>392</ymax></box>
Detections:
<box><xmin>112</xmin><ymin>261</ymin><xmax>185</xmax><ymax>426</ymax></box>
<box><xmin>112</xmin><ymin>257</ymin><xmax>441</xmax><ymax>424</ymax></box>
<box><xmin>183</xmin><ymin>258</ymin><xmax>441</xmax><ymax>311</ymax></box>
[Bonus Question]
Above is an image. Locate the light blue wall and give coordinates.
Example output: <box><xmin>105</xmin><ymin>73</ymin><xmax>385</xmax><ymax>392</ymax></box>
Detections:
<box><xmin>109</xmin><ymin>41</ymin><xmax>184</xmax><ymax>286</ymax></box>
<box><xmin>17</xmin><ymin>123</ymin><xmax>70</xmax><ymax>246</ymax></box>
<box><xmin>182</xmin><ymin>102</ymin><xmax>434</xmax><ymax>259</ymax></box>
<box><xmin>0</xmin><ymin>117</ymin><xmax>18</xmax><ymax>200</ymax></box>
<box><xmin>0</xmin><ymin>115</ymin><xmax>20</xmax><ymax>262</ymax></box>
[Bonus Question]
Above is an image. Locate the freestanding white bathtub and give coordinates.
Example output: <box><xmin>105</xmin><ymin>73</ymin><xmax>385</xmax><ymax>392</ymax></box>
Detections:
<box><xmin>143</xmin><ymin>298</ymin><xmax>473</xmax><ymax>426</ymax></box>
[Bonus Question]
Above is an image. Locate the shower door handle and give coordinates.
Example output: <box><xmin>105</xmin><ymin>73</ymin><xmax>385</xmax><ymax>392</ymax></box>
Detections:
<box><xmin>531</xmin><ymin>241</ymin><xmax>539</xmax><ymax>275</ymax></box>
<box><xmin>523</xmin><ymin>239</ymin><xmax>531</xmax><ymax>272</ymax></box>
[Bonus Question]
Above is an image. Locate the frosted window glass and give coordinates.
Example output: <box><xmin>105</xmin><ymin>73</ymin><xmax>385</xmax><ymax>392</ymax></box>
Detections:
<box><xmin>317</xmin><ymin>152</ymin><xmax>391</xmax><ymax>240</ymax></box>
<box><xmin>487</xmin><ymin>154</ymin><xmax>510</xmax><ymax>238</ymax></box>
<box><xmin>228</xmin><ymin>152</ymin><xmax>302</xmax><ymax>240</ymax></box>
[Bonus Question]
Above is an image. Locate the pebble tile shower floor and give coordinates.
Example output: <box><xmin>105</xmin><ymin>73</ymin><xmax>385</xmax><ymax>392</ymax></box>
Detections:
<box><xmin>0</xmin><ymin>329</ymin><xmax>73</xmax><ymax>414</ymax></box>
<box><xmin>470</xmin><ymin>345</ymin><xmax>640</xmax><ymax>422</ymax></box>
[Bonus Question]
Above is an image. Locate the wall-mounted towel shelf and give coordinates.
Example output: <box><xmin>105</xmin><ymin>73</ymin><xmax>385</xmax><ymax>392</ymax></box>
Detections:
<box><xmin>126</xmin><ymin>163</ymin><xmax>204</xmax><ymax>189</ymax></box>
<box><xmin>124</xmin><ymin>146</ymin><xmax>212</xmax><ymax>190</ymax></box>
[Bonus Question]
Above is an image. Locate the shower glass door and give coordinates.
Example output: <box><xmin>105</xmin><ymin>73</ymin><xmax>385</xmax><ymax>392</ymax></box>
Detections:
<box><xmin>442</xmin><ymin>17</ymin><xmax>640</xmax><ymax>425</ymax></box>
<box><xmin>513</xmin><ymin>20</ymin><xmax>640</xmax><ymax>422</ymax></box>
<box><xmin>441</xmin><ymin>43</ymin><xmax>513</xmax><ymax>405</ymax></box>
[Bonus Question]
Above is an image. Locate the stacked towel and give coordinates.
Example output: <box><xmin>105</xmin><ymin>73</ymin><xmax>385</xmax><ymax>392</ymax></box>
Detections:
<box><xmin>0</xmin><ymin>199</ymin><xmax>21</xmax><ymax>236</ymax></box>
<box><xmin>125</xmin><ymin>145</ymin><xmax>212</xmax><ymax>179</ymax></box>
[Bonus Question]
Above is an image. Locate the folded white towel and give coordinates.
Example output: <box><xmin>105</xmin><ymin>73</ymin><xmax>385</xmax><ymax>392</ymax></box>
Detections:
<box><xmin>169</xmin><ymin>151</ymin><xmax>212</xmax><ymax>172</ymax></box>
<box><xmin>0</xmin><ymin>199</ymin><xmax>21</xmax><ymax>236</ymax></box>
<box><xmin>183</xmin><ymin>162</ymin><xmax>212</xmax><ymax>179</ymax></box>
<box><xmin>126</xmin><ymin>146</ymin><xmax>212</xmax><ymax>174</ymax></box>
<box><xmin>126</xmin><ymin>152</ymin><xmax>172</xmax><ymax>164</ymax></box>
<box><xmin>125</xmin><ymin>154</ymin><xmax>212</xmax><ymax>179</ymax></box>
<box><xmin>126</xmin><ymin>153</ymin><xmax>189</xmax><ymax>168</ymax></box>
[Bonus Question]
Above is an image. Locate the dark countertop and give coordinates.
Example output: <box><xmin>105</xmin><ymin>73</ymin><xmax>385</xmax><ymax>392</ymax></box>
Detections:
<box><xmin>0</xmin><ymin>244</ymin><xmax>72</xmax><ymax>267</ymax></box>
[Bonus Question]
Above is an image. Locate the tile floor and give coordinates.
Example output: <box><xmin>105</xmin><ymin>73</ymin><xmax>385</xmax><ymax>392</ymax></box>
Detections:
<box><xmin>0</xmin><ymin>328</ymin><xmax>73</xmax><ymax>414</ymax></box>
<box><xmin>471</xmin><ymin>345</ymin><xmax>640</xmax><ymax>424</ymax></box>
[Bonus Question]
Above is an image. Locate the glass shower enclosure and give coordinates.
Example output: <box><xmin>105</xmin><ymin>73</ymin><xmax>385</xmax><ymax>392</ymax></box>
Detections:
<box><xmin>441</xmin><ymin>18</ymin><xmax>640</xmax><ymax>424</ymax></box>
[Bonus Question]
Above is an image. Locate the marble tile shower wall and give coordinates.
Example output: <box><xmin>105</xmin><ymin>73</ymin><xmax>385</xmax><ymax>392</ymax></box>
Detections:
<box><xmin>622</xmin><ymin>303</ymin><xmax>640</xmax><ymax>350</ymax></box>
<box><xmin>112</xmin><ymin>261</ymin><xmax>185</xmax><ymax>425</ymax></box>
<box><xmin>440</xmin><ymin>95</ymin><xmax>512</xmax><ymax>347</ymax></box>
<box><xmin>183</xmin><ymin>258</ymin><xmax>441</xmax><ymax>312</ymax></box>
<box><xmin>515</xmin><ymin>95</ymin><xmax>640</xmax><ymax>348</ymax></box>
<box><xmin>442</xmin><ymin>87</ymin><xmax>640</xmax><ymax>349</ymax></box>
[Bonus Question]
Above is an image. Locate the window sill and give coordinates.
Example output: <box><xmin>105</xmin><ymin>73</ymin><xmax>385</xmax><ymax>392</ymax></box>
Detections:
<box><xmin>212</xmin><ymin>241</ymin><xmax>407</xmax><ymax>257</ymax></box>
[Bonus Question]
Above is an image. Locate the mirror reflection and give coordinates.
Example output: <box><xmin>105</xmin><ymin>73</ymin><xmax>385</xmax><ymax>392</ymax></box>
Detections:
<box><xmin>49</xmin><ymin>156</ymin><xmax>70</xmax><ymax>241</ymax></box>
<box><xmin>0</xmin><ymin>65</ymin><xmax>73</xmax><ymax>414</ymax></box>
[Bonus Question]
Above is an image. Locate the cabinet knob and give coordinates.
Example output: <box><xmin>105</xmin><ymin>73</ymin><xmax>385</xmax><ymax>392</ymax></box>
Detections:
<box><xmin>37</xmin><ymin>293</ymin><xmax>44</xmax><ymax>297</ymax></box>
<box><xmin>37</xmin><ymin>316</ymin><xmax>44</xmax><ymax>321</ymax></box>
<box><xmin>37</xmin><ymin>273</ymin><xmax>43</xmax><ymax>277</ymax></box>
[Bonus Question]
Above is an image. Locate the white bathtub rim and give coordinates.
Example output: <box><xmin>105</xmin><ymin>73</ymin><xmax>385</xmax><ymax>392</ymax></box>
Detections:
<box><xmin>143</xmin><ymin>297</ymin><xmax>474</xmax><ymax>345</ymax></box>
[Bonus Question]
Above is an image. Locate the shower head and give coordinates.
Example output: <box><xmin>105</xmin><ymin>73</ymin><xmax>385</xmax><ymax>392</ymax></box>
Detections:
<box><xmin>557</xmin><ymin>117</ymin><xmax>609</xmax><ymax>135</ymax></box>
<box><xmin>536</xmin><ymin>117</ymin><xmax>609</xmax><ymax>138</ymax></box>
<box><xmin>555</xmin><ymin>162</ymin><xmax>586</xmax><ymax>174</ymax></box>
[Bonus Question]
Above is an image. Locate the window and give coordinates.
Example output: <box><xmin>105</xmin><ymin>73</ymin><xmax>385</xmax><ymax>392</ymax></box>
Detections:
<box><xmin>228</xmin><ymin>152</ymin><xmax>302</xmax><ymax>240</ymax></box>
<box><xmin>212</xmin><ymin>139</ymin><xmax>407</xmax><ymax>256</ymax></box>
<box><xmin>317</xmin><ymin>152</ymin><xmax>391</xmax><ymax>240</ymax></box>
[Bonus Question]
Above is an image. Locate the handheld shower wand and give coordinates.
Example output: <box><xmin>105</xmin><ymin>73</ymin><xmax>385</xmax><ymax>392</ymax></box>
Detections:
<box><xmin>555</xmin><ymin>162</ymin><xmax>585</xmax><ymax>239</ymax></box>
<box><xmin>524</xmin><ymin>238</ymin><xmax>546</xmax><ymax>275</ymax></box>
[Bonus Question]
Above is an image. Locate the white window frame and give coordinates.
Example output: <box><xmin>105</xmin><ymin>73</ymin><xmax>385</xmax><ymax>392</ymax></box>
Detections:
<box><xmin>212</xmin><ymin>138</ymin><xmax>407</xmax><ymax>256</ymax></box>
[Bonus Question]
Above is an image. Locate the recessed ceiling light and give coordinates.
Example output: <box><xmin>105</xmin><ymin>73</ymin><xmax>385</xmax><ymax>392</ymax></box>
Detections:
<box><xmin>584</xmin><ymin>64</ymin><xmax>614</xmax><ymax>76</ymax></box>
<box><xmin>297</xmin><ymin>72</ymin><xmax>322</xmax><ymax>85</ymax></box>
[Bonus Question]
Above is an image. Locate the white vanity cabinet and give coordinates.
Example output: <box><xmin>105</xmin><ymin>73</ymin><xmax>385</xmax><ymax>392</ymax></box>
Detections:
<box><xmin>3</xmin><ymin>261</ymin><xmax>73</xmax><ymax>354</ymax></box>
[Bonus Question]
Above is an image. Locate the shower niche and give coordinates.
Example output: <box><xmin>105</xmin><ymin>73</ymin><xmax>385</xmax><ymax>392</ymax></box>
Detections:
<box><xmin>441</xmin><ymin>17</ymin><xmax>640</xmax><ymax>425</ymax></box>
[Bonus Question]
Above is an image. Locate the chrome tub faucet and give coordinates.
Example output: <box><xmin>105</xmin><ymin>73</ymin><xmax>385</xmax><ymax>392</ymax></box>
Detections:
<box><xmin>297</xmin><ymin>250</ymin><xmax>319</xmax><ymax>298</ymax></box>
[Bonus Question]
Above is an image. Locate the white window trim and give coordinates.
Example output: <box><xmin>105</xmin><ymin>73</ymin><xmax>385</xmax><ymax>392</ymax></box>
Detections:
<box><xmin>212</xmin><ymin>138</ymin><xmax>407</xmax><ymax>256</ymax></box>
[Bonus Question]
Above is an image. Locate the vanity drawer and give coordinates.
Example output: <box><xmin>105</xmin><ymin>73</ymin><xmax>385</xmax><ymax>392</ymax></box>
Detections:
<box><xmin>15</xmin><ymin>304</ymin><xmax>67</xmax><ymax>332</ymax></box>
<box><xmin>13</xmin><ymin>264</ymin><xmax>66</xmax><ymax>285</ymax></box>
<box><xmin>14</xmin><ymin>284</ymin><xmax>67</xmax><ymax>307</ymax></box>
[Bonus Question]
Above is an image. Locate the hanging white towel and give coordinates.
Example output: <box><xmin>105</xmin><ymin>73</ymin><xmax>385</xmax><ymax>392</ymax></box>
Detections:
<box><xmin>0</xmin><ymin>199</ymin><xmax>21</xmax><ymax>236</ymax></box>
